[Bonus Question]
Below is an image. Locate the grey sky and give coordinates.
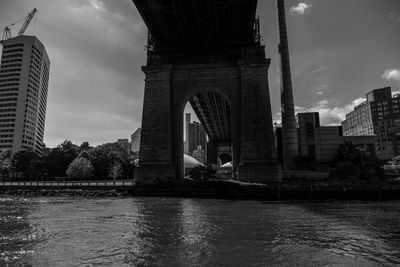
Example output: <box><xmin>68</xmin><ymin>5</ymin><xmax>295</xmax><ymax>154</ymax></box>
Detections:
<box><xmin>0</xmin><ymin>0</ymin><xmax>399</xmax><ymax>147</ymax></box>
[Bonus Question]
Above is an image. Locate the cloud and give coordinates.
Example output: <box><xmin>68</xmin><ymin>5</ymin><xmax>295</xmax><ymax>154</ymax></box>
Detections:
<box><xmin>3</xmin><ymin>0</ymin><xmax>149</xmax><ymax>147</ymax></box>
<box><xmin>289</xmin><ymin>2</ymin><xmax>312</xmax><ymax>16</ymax></box>
<box><xmin>312</xmin><ymin>84</ymin><xmax>331</xmax><ymax>95</ymax></box>
<box><xmin>273</xmin><ymin>97</ymin><xmax>366</xmax><ymax>126</ymax></box>
<box><xmin>389</xmin><ymin>12</ymin><xmax>400</xmax><ymax>23</ymax></box>
<box><xmin>392</xmin><ymin>90</ymin><xmax>400</xmax><ymax>97</ymax></box>
<box><xmin>311</xmin><ymin>66</ymin><xmax>328</xmax><ymax>74</ymax></box>
<box><xmin>382</xmin><ymin>68</ymin><xmax>400</xmax><ymax>81</ymax></box>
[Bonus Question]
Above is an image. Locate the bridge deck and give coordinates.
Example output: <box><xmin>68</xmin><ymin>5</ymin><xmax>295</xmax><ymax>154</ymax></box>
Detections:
<box><xmin>190</xmin><ymin>91</ymin><xmax>231</xmax><ymax>142</ymax></box>
<box><xmin>133</xmin><ymin>0</ymin><xmax>259</xmax><ymax>51</ymax></box>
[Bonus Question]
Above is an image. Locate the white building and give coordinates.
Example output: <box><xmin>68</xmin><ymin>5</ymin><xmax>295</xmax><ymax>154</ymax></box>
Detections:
<box><xmin>0</xmin><ymin>36</ymin><xmax>50</xmax><ymax>156</ymax></box>
<box><xmin>131</xmin><ymin>128</ymin><xmax>141</xmax><ymax>152</ymax></box>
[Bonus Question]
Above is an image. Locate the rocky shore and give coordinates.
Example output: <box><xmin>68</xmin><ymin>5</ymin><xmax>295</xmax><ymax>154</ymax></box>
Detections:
<box><xmin>0</xmin><ymin>189</ymin><xmax>130</xmax><ymax>197</ymax></box>
<box><xmin>1</xmin><ymin>180</ymin><xmax>400</xmax><ymax>200</ymax></box>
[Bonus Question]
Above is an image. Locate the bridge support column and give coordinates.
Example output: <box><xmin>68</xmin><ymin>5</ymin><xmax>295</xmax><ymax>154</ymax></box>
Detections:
<box><xmin>238</xmin><ymin>59</ymin><xmax>282</xmax><ymax>182</ymax></box>
<box><xmin>206</xmin><ymin>141</ymin><xmax>218</xmax><ymax>165</ymax></box>
<box><xmin>136</xmin><ymin>65</ymin><xmax>176</xmax><ymax>184</ymax></box>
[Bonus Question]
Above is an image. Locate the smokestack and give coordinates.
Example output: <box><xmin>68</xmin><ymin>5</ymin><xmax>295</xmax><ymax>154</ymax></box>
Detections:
<box><xmin>276</xmin><ymin>0</ymin><xmax>299</xmax><ymax>169</ymax></box>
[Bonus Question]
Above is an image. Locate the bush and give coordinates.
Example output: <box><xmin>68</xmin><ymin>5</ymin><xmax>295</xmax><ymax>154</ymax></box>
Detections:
<box><xmin>66</xmin><ymin>157</ymin><xmax>94</xmax><ymax>180</ymax></box>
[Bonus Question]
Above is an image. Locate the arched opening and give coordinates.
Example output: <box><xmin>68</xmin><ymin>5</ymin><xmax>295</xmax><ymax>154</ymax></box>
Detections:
<box><xmin>182</xmin><ymin>91</ymin><xmax>233</xmax><ymax>180</ymax></box>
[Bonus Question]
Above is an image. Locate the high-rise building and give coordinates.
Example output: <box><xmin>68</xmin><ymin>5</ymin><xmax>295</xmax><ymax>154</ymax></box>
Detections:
<box><xmin>342</xmin><ymin>87</ymin><xmax>400</xmax><ymax>160</ymax></box>
<box><xmin>130</xmin><ymin>128</ymin><xmax>141</xmax><ymax>152</ymax></box>
<box><xmin>0</xmin><ymin>36</ymin><xmax>50</xmax><ymax>156</ymax></box>
<box><xmin>184</xmin><ymin>113</ymin><xmax>191</xmax><ymax>154</ymax></box>
<box><xmin>192</xmin><ymin>145</ymin><xmax>206</xmax><ymax>164</ymax></box>
<box><xmin>188</xmin><ymin>121</ymin><xmax>207</xmax><ymax>156</ymax></box>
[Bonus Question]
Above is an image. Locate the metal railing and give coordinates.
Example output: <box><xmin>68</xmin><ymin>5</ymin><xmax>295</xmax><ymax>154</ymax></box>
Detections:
<box><xmin>0</xmin><ymin>180</ymin><xmax>134</xmax><ymax>187</ymax></box>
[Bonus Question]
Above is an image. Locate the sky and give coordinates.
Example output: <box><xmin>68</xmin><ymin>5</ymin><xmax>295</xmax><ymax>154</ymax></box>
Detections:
<box><xmin>0</xmin><ymin>0</ymin><xmax>399</xmax><ymax>147</ymax></box>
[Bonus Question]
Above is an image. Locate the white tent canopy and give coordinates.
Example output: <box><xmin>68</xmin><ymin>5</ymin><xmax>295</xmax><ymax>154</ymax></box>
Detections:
<box><xmin>220</xmin><ymin>161</ymin><xmax>233</xmax><ymax>168</ymax></box>
<box><xmin>184</xmin><ymin>154</ymin><xmax>205</xmax><ymax>169</ymax></box>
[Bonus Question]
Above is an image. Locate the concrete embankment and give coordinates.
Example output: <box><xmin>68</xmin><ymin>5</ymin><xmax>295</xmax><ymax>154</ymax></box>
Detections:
<box><xmin>128</xmin><ymin>180</ymin><xmax>400</xmax><ymax>200</ymax></box>
<box><xmin>1</xmin><ymin>180</ymin><xmax>400</xmax><ymax>200</ymax></box>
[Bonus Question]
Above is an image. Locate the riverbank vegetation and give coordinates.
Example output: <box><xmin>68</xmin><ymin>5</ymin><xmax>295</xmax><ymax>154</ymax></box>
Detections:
<box><xmin>0</xmin><ymin>140</ymin><xmax>395</xmax><ymax>184</ymax></box>
<box><xmin>0</xmin><ymin>140</ymin><xmax>136</xmax><ymax>181</ymax></box>
<box><xmin>330</xmin><ymin>141</ymin><xmax>385</xmax><ymax>181</ymax></box>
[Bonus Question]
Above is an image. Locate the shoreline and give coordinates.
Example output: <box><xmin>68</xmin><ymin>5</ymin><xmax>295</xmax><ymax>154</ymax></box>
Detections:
<box><xmin>1</xmin><ymin>180</ymin><xmax>400</xmax><ymax>200</ymax></box>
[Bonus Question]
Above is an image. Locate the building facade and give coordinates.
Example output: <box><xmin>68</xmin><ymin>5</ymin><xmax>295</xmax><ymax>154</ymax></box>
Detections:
<box><xmin>184</xmin><ymin>113</ymin><xmax>190</xmax><ymax>155</ymax></box>
<box><xmin>130</xmin><ymin>128</ymin><xmax>141</xmax><ymax>153</ymax></box>
<box><xmin>297</xmin><ymin>112</ymin><xmax>344</xmax><ymax>163</ymax></box>
<box><xmin>275</xmin><ymin>112</ymin><xmax>375</xmax><ymax>167</ymax></box>
<box><xmin>187</xmin><ymin>121</ymin><xmax>207</xmax><ymax>159</ymax></box>
<box><xmin>0</xmin><ymin>36</ymin><xmax>50</xmax><ymax>156</ymax></box>
<box><xmin>192</xmin><ymin>145</ymin><xmax>206</xmax><ymax>164</ymax></box>
<box><xmin>342</xmin><ymin>101</ymin><xmax>374</xmax><ymax>136</ymax></box>
<box><xmin>342</xmin><ymin>87</ymin><xmax>400</xmax><ymax>160</ymax></box>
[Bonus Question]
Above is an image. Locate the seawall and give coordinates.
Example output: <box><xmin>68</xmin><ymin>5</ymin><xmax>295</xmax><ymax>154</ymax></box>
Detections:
<box><xmin>1</xmin><ymin>180</ymin><xmax>400</xmax><ymax>200</ymax></box>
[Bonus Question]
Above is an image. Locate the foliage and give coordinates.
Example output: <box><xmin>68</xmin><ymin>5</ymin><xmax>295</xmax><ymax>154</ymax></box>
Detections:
<box><xmin>189</xmin><ymin>164</ymin><xmax>216</xmax><ymax>181</ymax></box>
<box><xmin>334</xmin><ymin>141</ymin><xmax>362</xmax><ymax>163</ymax></box>
<box><xmin>26</xmin><ymin>159</ymin><xmax>45</xmax><ymax>180</ymax></box>
<box><xmin>0</xmin><ymin>150</ymin><xmax>12</xmax><ymax>179</ymax></box>
<box><xmin>12</xmin><ymin>150</ymin><xmax>39</xmax><ymax>178</ymax></box>
<box><xmin>66</xmin><ymin>157</ymin><xmax>94</xmax><ymax>180</ymax></box>
<box><xmin>110</xmin><ymin>162</ymin><xmax>123</xmax><ymax>180</ymax></box>
<box><xmin>332</xmin><ymin>141</ymin><xmax>384</xmax><ymax>181</ymax></box>
<box><xmin>2</xmin><ymin>140</ymin><xmax>135</xmax><ymax>181</ymax></box>
<box><xmin>88</xmin><ymin>143</ymin><xmax>130</xmax><ymax>180</ymax></box>
<box><xmin>44</xmin><ymin>140</ymin><xmax>79</xmax><ymax>178</ymax></box>
<box><xmin>79</xmin><ymin>141</ymin><xmax>92</xmax><ymax>151</ymax></box>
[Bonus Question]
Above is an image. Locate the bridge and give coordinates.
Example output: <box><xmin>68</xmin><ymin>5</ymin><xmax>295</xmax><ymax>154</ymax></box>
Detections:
<box><xmin>133</xmin><ymin>0</ymin><xmax>282</xmax><ymax>183</ymax></box>
<box><xmin>134</xmin><ymin>0</ymin><xmax>259</xmax><ymax>52</ymax></box>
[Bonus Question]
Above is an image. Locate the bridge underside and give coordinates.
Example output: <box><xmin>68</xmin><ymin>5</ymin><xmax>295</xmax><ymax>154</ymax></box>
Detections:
<box><xmin>189</xmin><ymin>92</ymin><xmax>231</xmax><ymax>143</ymax></box>
<box><xmin>133</xmin><ymin>0</ymin><xmax>281</xmax><ymax>183</ymax></box>
<box><xmin>133</xmin><ymin>0</ymin><xmax>258</xmax><ymax>52</ymax></box>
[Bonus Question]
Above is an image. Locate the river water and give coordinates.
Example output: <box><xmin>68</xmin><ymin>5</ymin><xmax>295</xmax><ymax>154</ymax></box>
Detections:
<box><xmin>1</xmin><ymin>197</ymin><xmax>400</xmax><ymax>266</ymax></box>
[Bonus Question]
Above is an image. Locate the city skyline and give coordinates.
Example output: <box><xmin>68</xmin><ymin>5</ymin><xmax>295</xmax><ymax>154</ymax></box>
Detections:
<box><xmin>0</xmin><ymin>0</ymin><xmax>399</xmax><ymax>147</ymax></box>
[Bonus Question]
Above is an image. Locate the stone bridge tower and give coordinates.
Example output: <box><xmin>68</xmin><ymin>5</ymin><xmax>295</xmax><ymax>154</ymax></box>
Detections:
<box><xmin>132</xmin><ymin>0</ymin><xmax>281</xmax><ymax>183</ymax></box>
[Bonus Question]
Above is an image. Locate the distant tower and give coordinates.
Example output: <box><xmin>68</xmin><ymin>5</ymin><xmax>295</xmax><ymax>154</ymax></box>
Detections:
<box><xmin>184</xmin><ymin>113</ymin><xmax>191</xmax><ymax>154</ymax></box>
<box><xmin>276</xmin><ymin>0</ymin><xmax>299</xmax><ymax>169</ymax></box>
<box><xmin>187</xmin><ymin>121</ymin><xmax>207</xmax><ymax>156</ymax></box>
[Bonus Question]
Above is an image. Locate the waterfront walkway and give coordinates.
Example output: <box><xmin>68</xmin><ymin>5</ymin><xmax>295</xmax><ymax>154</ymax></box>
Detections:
<box><xmin>0</xmin><ymin>180</ymin><xmax>134</xmax><ymax>189</ymax></box>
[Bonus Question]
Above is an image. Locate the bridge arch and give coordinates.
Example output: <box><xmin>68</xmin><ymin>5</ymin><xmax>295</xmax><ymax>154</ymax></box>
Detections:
<box><xmin>181</xmin><ymin>89</ymin><xmax>233</xmax><ymax>175</ymax></box>
<box><xmin>137</xmin><ymin>49</ymin><xmax>281</xmax><ymax>183</ymax></box>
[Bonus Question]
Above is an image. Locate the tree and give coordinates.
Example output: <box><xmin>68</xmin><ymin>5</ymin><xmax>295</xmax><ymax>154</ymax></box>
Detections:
<box><xmin>26</xmin><ymin>159</ymin><xmax>45</xmax><ymax>180</ymax></box>
<box><xmin>88</xmin><ymin>143</ymin><xmax>130</xmax><ymax>179</ymax></box>
<box><xmin>66</xmin><ymin>157</ymin><xmax>94</xmax><ymax>180</ymax></box>
<box><xmin>44</xmin><ymin>140</ymin><xmax>78</xmax><ymax>179</ymax></box>
<box><xmin>79</xmin><ymin>141</ymin><xmax>92</xmax><ymax>151</ymax></box>
<box><xmin>332</xmin><ymin>141</ymin><xmax>384</xmax><ymax>181</ymax></box>
<box><xmin>0</xmin><ymin>150</ymin><xmax>12</xmax><ymax>180</ymax></box>
<box><xmin>110</xmin><ymin>162</ymin><xmax>123</xmax><ymax>180</ymax></box>
<box><xmin>334</xmin><ymin>141</ymin><xmax>362</xmax><ymax>164</ymax></box>
<box><xmin>12</xmin><ymin>150</ymin><xmax>38</xmax><ymax>179</ymax></box>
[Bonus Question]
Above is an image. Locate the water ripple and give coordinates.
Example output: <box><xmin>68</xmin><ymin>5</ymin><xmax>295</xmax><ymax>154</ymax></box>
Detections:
<box><xmin>1</xmin><ymin>197</ymin><xmax>400</xmax><ymax>266</ymax></box>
